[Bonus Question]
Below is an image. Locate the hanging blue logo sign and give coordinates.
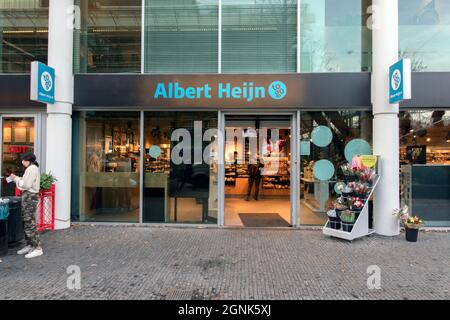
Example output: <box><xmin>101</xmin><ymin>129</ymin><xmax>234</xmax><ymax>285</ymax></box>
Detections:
<box><xmin>30</xmin><ymin>61</ymin><xmax>55</xmax><ymax>104</ymax></box>
<box><xmin>389</xmin><ymin>59</ymin><xmax>411</xmax><ymax>104</ymax></box>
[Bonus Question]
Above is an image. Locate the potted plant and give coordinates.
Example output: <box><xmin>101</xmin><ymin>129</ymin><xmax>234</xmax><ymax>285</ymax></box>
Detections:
<box><xmin>333</xmin><ymin>197</ymin><xmax>348</xmax><ymax>215</ymax></box>
<box><xmin>327</xmin><ymin>204</ymin><xmax>341</xmax><ymax>230</ymax></box>
<box><xmin>339</xmin><ymin>210</ymin><xmax>356</xmax><ymax>232</ymax></box>
<box><xmin>393</xmin><ymin>206</ymin><xmax>424</xmax><ymax>242</ymax></box>
<box><xmin>358</xmin><ymin>168</ymin><xmax>376</xmax><ymax>185</ymax></box>
<box><xmin>352</xmin><ymin>182</ymin><xmax>369</xmax><ymax>199</ymax></box>
<box><xmin>40</xmin><ymin>172</ymin><xmax>57</xmax><ymax>191</ymax></box>
<box><xmin>341</xmin><ymin>163</ymin><xmax>358</xmax><ymax>183</ymax></box>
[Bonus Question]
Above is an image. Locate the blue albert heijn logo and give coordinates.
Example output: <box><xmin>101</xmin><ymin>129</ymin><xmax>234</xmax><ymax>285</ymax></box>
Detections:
<box><xmin>268</xmin><ymin>81</ymin><xmax>287</xmax><ymax>100</ymax></box>
<box><xmin>30</xmin><ymin>61</ymin><xmax>55</xmax><ymax>104</ymax></box>
<box><xmin>389</xmin><ymin>59</ymin><xmax>411</xmax><ymax>104</ymax></box>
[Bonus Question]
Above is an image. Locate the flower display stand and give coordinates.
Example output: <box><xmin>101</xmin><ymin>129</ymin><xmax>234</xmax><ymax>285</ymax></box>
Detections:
<box><xmin>323</xmin><ymin>175</ymin><xmax>380</xmax><ymax>241</ymax></box>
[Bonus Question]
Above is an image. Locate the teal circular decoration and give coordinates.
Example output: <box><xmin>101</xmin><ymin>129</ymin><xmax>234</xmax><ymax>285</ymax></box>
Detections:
<box><xmin>149</xmin><ymin>145</ymin><xmax>161</xmax><ymax>159</ymax></box>
<box><xmin>313</xmin><ymin>160</ymin><xmax>335</xmax><ymax>181</ymax></box>
<box><xmin>311</xmin><ymin>126</ymin><xmax>333</xmax><ymax>147</ymax></box>
<box><xmin>344</xmin><ymin>139</ymin><xmax>372</xmax><ymax>162</ymax></box>
<box><xmin>334</xmin><ymin>182</ymin><xmax>346</xmax><ymax>195</ymax></box>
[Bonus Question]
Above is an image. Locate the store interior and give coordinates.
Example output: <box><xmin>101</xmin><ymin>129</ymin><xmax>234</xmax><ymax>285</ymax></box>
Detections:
<box><xmin>224</xmin><ymin>116</ymin><xmax>292</xmax><ymax>227</ymax></box>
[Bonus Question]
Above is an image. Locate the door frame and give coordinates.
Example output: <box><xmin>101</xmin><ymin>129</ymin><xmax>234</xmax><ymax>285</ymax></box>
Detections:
<box><xmin>0</xmin><ymin>113</ymin><xmax>41</xmax><ymax>195</ymax></box>
<box><xmin>218</xmin><ymin>110</ymin><xmax>300</xmax><ymax>227</ymax></box>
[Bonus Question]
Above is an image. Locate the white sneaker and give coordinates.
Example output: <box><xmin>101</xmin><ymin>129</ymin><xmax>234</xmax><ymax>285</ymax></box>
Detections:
<box><xmin>25</xmin><ymin>248</ymin><xmax>43</xmax><ymax>259</ymax></box>
<box><xmin>17</xmin><ymin>245</ymin><xmax>32</xmax><ymax>255</ymax></box>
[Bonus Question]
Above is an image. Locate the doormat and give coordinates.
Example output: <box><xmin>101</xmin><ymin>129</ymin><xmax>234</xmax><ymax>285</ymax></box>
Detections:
<box><xmin>238</xmin><ymin>213</ymin><xmax>290</xmax><ymax>228</ymax></box>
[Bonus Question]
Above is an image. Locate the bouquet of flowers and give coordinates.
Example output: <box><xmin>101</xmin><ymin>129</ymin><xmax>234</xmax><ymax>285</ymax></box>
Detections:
<box><xmin>347</xmin><ymin>181</ymin><xmax>370</xmax><ymax>198</ymax></box>
<box><xmin>351</xmin><ymin>197</ymin><xmax>364</xmax><ymax>211</ymax></box>
<box><xmin>358</xmin><ymin>168</ymin><xmax>376</xmax><ymax>184</ymax></box>
<box><xmin>393</xmin><ymin>206</ymin><xmax>424</xmax><ymax>229</ymax></box>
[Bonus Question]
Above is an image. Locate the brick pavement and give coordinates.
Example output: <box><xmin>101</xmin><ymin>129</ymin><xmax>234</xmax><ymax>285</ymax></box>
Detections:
<box><xmin>0</xmin><ymin>225</ymin><xmax>449</xmax><ymax>300</ymax></box>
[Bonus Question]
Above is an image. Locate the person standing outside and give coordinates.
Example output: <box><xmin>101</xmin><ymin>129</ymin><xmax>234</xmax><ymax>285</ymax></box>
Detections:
<box><xmin>9</xmin><ymin>153</ymin><xmax>43</xmax><ymax>259</ymax></box>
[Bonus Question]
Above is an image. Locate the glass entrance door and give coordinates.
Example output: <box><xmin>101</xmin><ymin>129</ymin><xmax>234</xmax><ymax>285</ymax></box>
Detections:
<box><xmin>224</xmin><ymin>115</ymin><xmax>292</xmax><ymax>227</ymax></box>
<box><xmin>1</xmin><ymin>116</ymin><xmax>36</xmax><ymax>196</ymax></box>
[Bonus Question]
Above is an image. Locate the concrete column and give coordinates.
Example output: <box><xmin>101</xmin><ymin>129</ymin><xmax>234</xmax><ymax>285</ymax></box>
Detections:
<box><xmin>372</xmin><ymin>0</ymin><xmax>400</xmax><ymax>236</ymax></box>
<box><xmin>47</xmin><ymin>0</ymin><xmax>74</xmax><ymax>230</ymax></box>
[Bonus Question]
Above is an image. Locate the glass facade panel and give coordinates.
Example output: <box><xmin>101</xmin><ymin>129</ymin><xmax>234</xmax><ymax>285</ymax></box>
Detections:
<box><xmin>400</xmin><ymin>110</ymin><xmax>450</xmax><ymax>226</ymax></box>
<box><xmin>1</xmin><ymin>117</ymin><xmax>35</xmax><ymax>196</ymax></box>
<box><xmin>222</xmin><ymin>0</ymin><xmax>297</xmax><ymax>73</ymax></box>
<box><xmin>0</xmin><ymin>0</ymin><xmax>48</xmax><ymax>73</ymax></box>
<box><xmin>143</xmin><ymin>112</ymin><xmax>218</xmax><ymax>224</ymax></box>
<box><xmin>300</xmin><ymin>111</ymin><xmax>373</xmax><ymax>225</ymax></box>
<box><xmin>300</xmin><ymin>0</ymin><xmax>372</xmax><ymax>72</ymax></box>
<box><xmin>72</xmin><ymin>112</ymin><xmax>140</xmax><ymax>222</ymax></box>
<box><xmin>144</xmin><ymin>0</ymin><xmax>218</xmax><ymax>73</ymax></box>
<box><xmin>399</xmin><ymin>0</ymin><xmax>450</xmax><ymax>71</ymax></box>
<box><xmin>74</xmin><ymin>0</ymin><xmax>141</xmax><ymax>73</ymax></box>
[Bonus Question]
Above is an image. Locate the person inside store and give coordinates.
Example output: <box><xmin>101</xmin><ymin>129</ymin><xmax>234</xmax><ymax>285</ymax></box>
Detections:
<box><xmin>246</xmin><ymin>155</ymin><xmax>264</xmax><ymax>201</ymax></box>
<box><xmin>9</xmin><ymin>153</ymin><xmax>43</xmax><ymax>259</ymax></box>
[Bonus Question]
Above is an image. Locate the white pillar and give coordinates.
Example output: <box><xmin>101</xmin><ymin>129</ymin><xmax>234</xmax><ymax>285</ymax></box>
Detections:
<box><xmin>47</xmin><ymin>0</ymin><xmax>74</xmax><ymax>230</ymax></box>
<box><xmin>372</xmin><ymin>0</ymin><xmax>400</xmax><ymax>236</ymax></box>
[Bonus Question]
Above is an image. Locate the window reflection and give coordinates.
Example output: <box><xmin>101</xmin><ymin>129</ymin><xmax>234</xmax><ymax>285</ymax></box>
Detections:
<box><xmin>74</xmin><ymin>0</ymin><xmax>141</xmax><ymax>73</ymax></box>
<box><xmin>301</xmin><ymin>0</ymin><xmax>372</xmax><ymax>72</ymax></box>
<box><xmin>400</xmin><ymin>0</ymin><xmax>450</xmax><ymax>71</ymax></box>
<box><xmin>76</xmin><ymin>112</ymin><xmax>140</xmax><ymax>222</ymax></box>
<box><xmin>143</xmin><ymin>112</ymin><xmax>218</xmax><ymax>224</ymax></box>
<box><xmin>1</xmin><ymin>117</ymin><xmax>35</xmax><ymax>196</ymax></box>
<box><xmin>300</xmin><ymin>111</ymin><xmax>373</xmax><ymax>225</ymax></box>
<box><xmin>400</xmin><ymin>110</ymin><xmax>450</xmax><ymax>227</ymax></box>
<box><xmin>0</xmin><ymin>2</ymin><xmax>48</xmax><ymax>73</ymax></box>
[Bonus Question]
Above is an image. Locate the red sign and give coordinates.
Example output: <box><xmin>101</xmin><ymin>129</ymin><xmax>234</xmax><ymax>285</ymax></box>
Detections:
<box><xmin>9</xmin><ymin>146</ymin><xmax>28</xmax><ymax>153</ymax></box>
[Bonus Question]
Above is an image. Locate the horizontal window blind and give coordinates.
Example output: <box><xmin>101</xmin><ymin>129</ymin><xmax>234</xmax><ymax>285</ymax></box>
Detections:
<box><xmin>144</xmin><ymin>0</ymin><xmax>219</xmax><ymax>73</ymax></box>
<box><xmin>222</xmin><ymin>0</ymin><xmax>297</xmax><ymax>73</ymax></box>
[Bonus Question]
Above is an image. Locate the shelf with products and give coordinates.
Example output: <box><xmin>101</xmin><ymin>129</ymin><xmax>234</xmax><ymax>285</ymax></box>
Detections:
<box><xmin>144</xmin><ymin>144</ymin><xmax>171</xmax><ymax>174</ymax></box>
<box><xmin>262</xmin><ymin>175</ymin><xmax>291</xmax><ymax>190</ymax></box>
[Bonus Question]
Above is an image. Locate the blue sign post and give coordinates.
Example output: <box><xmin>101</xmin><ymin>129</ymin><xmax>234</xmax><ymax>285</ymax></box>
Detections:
<box><xmin>389</xmin><ymin>58</ymin><xmax>411</xmax><ymax>104</ymax></box>
<box><xmin>30</xmin><ymin>61</ymin><xmax>55</xmax><ymax>104</ymax></box>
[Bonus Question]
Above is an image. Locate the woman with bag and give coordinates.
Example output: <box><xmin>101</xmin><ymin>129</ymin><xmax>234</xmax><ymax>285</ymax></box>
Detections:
<box><xmin>9</xmin><ymin>152</ymin><xmax>43</xmax><ymax>259</ymax></box>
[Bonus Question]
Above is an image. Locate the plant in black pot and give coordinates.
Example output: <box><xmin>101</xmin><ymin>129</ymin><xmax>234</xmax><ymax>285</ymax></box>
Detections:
<box><xmin>341</xmin><ymin>163</ymin><xmax>358</xmax><ymax>183</ymax></box>
<box><xmin>393</xmin><ymin>206</ymin><xmax>424</xmax><ymax>242</ymax></box>
<box><xmin>350</xmin><ymin>197</ymin><xmax>364</xmax><ymax>221</ymax></box>
<box><xmin>339</xmin><ymin>210</ymin><xmax>356</xmax><ymax>233</ymax></box>
<box><xmin>333</xmin><ymin>197</ymin><xmax>349</xmax><ymax>217</ymax></box>
<box><xmin>327</xmin><ymin>204</ymin><xmax>341</xmax><ymax>230</ymax></box>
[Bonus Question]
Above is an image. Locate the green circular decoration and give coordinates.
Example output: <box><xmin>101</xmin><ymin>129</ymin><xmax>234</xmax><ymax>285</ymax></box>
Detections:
<box><xmin>149</xmin><ymin>145</ymin><xmax>161</xmax><ymax>159</ymax></box>
<box><xmin>313</xmin><ymin>160</ymin><xmax>335</xmax><ymax>181</ymax></box>
<box><xmin>334</xmin><ymin>182</ymin><xmax>346</xmax><ymax>195</ymax></box>
<box><xmin>311</xmin><ymin>126</ymin><xmax>333</xmax><ymax>147</ymax></box>
<box><xmin>344</xmin><ymin>139</ymin><xmax>372</xmax><ymax>162</ymax></box>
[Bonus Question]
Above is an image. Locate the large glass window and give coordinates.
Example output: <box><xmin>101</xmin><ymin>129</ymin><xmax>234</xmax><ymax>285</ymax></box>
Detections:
<box><xmin>1</xmin><ymin>117</ymin><xmax>35</xmax><ymax>196</ymax></box>
<box><xmin>72</xmin><ymin>112</ymin><xmax>140</xmax><ymax>222</ymax></box>
<box><xmin>0</xmin><ymin>1</ymin><xmax>48</xmax><ymax>73</ymax></box>
<box><xmin>300</xmin><ymin>111</ymin><xmax>373</xmax><ymax>225</ymax></box>
<box><xmin>144</xmin><ymin>0</ymin><xmax>218</xmax><ymax>73</ymax></box>
<box><xmin>300</xmin><ymin>0</ymin><xmax>372</xmax><ymax>72</ymax></box>
<box><xmin>222</xmin><ymin>0</ymin><xmax>297</xmax><ymax>73</ymax></box>
<box><xmin>399</xmin><ymin>0</ymin><xmax>450</xmax><ymax>71</ymax></box>
<box><xmin>143</xmin><ymin>112</ymin><xmax>218</xmax><ymax>224</ymax></box>
<box><xmin>400</xmin><ymin>110</ymin><xmax>450</xmax><ymax>226</ymax></box>
<box><xmin>74</xmin><ymin>0</ymin><xmax>141</xmax><ymax>73</ymax></box>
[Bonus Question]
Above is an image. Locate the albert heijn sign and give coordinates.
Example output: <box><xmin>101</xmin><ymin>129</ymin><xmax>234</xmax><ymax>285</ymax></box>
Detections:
<box><xmin>30</xmin><ymin>61</ymin><xmax>55</xmax><ymax>104</ymax></box>
<box><xmin>73</xmin><ymin>73</ymin><xmax>371</xmax><ymax>108</ymax></box>
<box><xmin>389</xmin><ymin>59</ymin><xmax>412</xmax><ymax>104</ymax></box>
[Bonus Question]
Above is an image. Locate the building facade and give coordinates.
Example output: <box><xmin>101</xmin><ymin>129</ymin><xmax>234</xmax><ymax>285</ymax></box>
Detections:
<box><xmin>1</xmin><ymin>0</ymin><xmax>449</xmax><ymax>231</ymax></box>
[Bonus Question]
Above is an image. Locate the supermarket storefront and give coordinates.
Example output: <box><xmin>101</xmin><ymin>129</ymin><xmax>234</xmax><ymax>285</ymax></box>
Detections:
<box><xmin>70</xmin><ymin>73</ymin><xmax>372</xmax><ymax>227</ymax></box>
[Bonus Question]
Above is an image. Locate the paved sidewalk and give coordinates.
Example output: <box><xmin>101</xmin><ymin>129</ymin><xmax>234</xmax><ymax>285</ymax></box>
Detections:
<box><xmin>0</xmin><ymin>226</ymin><xmax>449</xmax><ymax>300</ymax></box>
